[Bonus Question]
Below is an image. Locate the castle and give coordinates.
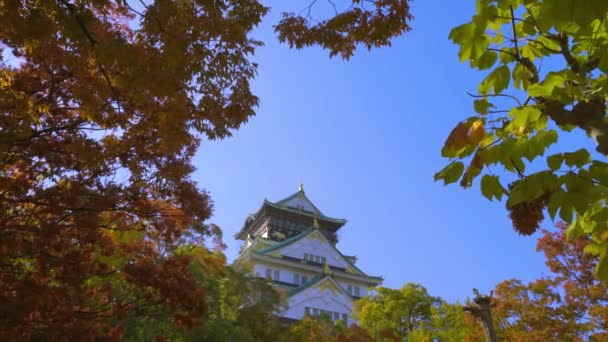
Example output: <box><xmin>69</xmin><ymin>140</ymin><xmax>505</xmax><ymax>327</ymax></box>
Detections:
<box><xmin>233</xmin><ymin>185</ymin><xmax>382</xmax><ymax>324</ymax></box>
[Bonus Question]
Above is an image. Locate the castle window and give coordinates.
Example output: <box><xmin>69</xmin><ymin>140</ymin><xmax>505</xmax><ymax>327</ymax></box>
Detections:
<box><xmin>293</xmin><ymin>274</ymin><xmax>300</xmax><ymax>284</ymax></box>
<box><xmin>342</xmin><ymin>313</ymin><xmax>348</xmax><ymax>324</ymax></box>
<box><xmin>306</xmin><ymin>307</ymin><xmax>347</xmax><ymax>322</ymax></box>
<box><xmin>265</xmin><ymin>268</ymin><xmax>272</xmax><ymax>279</ymax></box>
<box><xmin>301</xmin><ymin>275</ymin><xmax>308</xmax><ymax>284</ymax></box>
<box><xmin>354</xmin><ymin>286</ymin><xmax>360</xmax><ymax>297</ymax></box>
<box><xmin>304</xmin><ymin>253</ymin><xmax>328</xmax><ymax>264</ymax></box>
<box><xmin>347</xmin><ymin>285</ymin><xmax>352</xmax><ymax>294</ymax></box>
<box><xmin>274</xmin><ymin>270</ymin><xmax>280</xmax><ymax>281</ymax></box>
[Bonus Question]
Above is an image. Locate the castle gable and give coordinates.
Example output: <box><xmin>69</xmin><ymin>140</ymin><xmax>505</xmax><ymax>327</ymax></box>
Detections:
<box><xmin>280</xmin><ymin>275</ymin><xmax>356</xmax><ymax>323</ymax></box>
<box><xmin>257</xmin><ymin>228</ymin><xmax>365</xmax><ymax>276</ymax></box>
<box><xmin>274</xmin><ymin>190</ymin><xmax>323</xmax><ymax>215</ymax></box>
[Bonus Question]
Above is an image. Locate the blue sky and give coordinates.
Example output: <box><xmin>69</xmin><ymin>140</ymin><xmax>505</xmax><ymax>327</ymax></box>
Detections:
<box><xmin>193</xmin><ymin>1</ymin><xmax>559</xmax><ymax>303</ymax></box>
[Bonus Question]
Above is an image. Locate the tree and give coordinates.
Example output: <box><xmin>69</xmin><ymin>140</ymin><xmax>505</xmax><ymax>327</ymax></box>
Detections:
<box><xmin>353</xmin><ymin>283</ymin><xmax>443</xmax><ymax>340</ymax></box>
<box><xmin>464</xmin><ymin>224</ymin><xmax>608</xmax><ymax>340</ymax></box>
<box><xmin>288</xmin><ymin>315</ymin><xmax>375</xmax><ymax>342</ymax></box>
<box><xmin>406</xmin><ymin>302</ymin><xmax>471</xmax><ymax>342</ymax></box>
<box><xmin>353</xmin><ymin>284</ymin><xmax>480</xmax><ymax>341</ymax></box>
<box><xmin>288</xmin><ymin>315</ymin><xmax>345</xmax><ymax>342</ymax></box>
<box><xmin>0</xmin><ymin>0</ymin><xmax>412</xmax><ymax>339</ymax></box>
<box><xmin>123</xmin><ymin>248</ymin><xmax>284</xmax><ymax>341</ymax></box>
<box><xmin>426</xmin><ymin>302</ymin><xmax>472</xmax><ymax>342</ymax></box>
<box><xmin>436</xmin><ymin>0</ymin><xmax>608</xmax><ymax>279</ymax></box>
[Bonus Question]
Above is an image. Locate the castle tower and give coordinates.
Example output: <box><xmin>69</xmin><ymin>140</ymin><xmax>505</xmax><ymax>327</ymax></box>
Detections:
<box><xmin>233</xmin><ymin>185</ymin><xmax>383</xmax><ymax>324</ymax></box>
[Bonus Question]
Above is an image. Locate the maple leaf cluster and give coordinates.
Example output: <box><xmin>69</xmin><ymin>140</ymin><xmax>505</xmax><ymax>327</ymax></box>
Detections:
<box><xmin>463</xmin><ymin>223</ymin><xmax>608</xmax><ymax>340</ymax></box>
<box><xmin>0</xmin><ymin>0</ymin><xmax>265</xmax><ymax>338</ymax></box>
<box><xmin>275</xmin><ymin>0</ymin><xmax>413</xmax><ymax>59</ymax></box>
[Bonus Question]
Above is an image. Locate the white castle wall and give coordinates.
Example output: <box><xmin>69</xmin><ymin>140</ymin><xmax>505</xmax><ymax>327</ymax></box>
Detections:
<box><xmin>253</xmin><ymin>263</ymin><xmax>317</xmax><ymax>284</ymax></box>
<box><xmin>280</xmin><ymin>233</ymin><xmax>349</xmax><ymax>269</ymax></box>
<box><xmin>280</xmin><ymin>285</ymin><xmax>356</xmax><ymax>325</ymax></box>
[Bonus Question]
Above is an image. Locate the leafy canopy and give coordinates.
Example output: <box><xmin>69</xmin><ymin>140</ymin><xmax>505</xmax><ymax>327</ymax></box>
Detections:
<box><xmin>353</xmin><ymin>283</ymin><xmax>480</xmax><ymax>341</ymax></box>
<box><xmin>123</xmin><ymin>253</ymin><xmax>284</xmax><ymax>342</ymax></box>
<box><xmin>0</xmin><ymin>0</ymin><xmax>412</xmax><ymax>339</ymax></box>
<box><xmin>437</xmin><ymin>0</ymin><xmax>608</xmax><ymax>280</ymax></box>
<box><xmin>353</xmin><ymin>283</ymin><xmax>441</xmax><ymax>340</ymax></box>
<box><xmin>464</xmin><ymin>224</ymin><xmax>608</xmax><ymax>340</ymax></box>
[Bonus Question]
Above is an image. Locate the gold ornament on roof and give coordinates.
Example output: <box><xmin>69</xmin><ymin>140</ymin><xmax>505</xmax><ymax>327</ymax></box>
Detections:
<box><xmin>298</xmin><ymin>182</ymin><xmax>304</xmax><ymax>192</ymax></box>
<box><xmin>313</xmin><ymin>215</ymin><xmax>320</xmax><ymax>229</ymax></box>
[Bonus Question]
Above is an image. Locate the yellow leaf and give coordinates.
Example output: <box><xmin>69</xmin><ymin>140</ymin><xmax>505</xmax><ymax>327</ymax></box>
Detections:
<box><xmin>444</xmin><ymin>122</ymin><xmax>470</xmax><ymax>150</ymax></box>
<box><xmin>468</xmin><ymin>120</ymin><xmax>486</xmax><ymax>144</ymax></box>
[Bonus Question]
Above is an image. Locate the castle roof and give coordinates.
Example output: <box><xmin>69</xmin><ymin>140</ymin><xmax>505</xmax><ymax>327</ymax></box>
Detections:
<box><xmin>287</xmin><ymin>274</ymin><xmax>354</xmax><ymax>300</ymax></box>
<box><xmin>235</xmin><ymin>187</ymin><xmax>346</xmax><ymax>240</ymax></box>
<box><xmin>252</xmin><ymin>226</ymin><xmax>382</xmax><ymax>283</ymax></box>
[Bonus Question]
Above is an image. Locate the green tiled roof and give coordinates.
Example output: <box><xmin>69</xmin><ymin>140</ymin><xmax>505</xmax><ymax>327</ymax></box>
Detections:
<box><xmin>254</xmin><ymin>226</ymin><xmax>383</xmax><ymax>283</ymax></box>
<box><xmin>263</xmin><ymin>200</ymin><xmax>346</xmax><ymax>224</ymax></box>
<box><xmin>234</xmin><ymin>191</ymin><xmax>346</xmax><ymax>240</ymax></box>
<box><xmin>255</xmin><ymin>227</ymin><xmax>315</xmax><ymax>254</ymax></box>
<box><xmin>273</xmin><ymin>191</ymin><xmax>325</xmax><ymax>216</ymax></box>
<box><xmin>287</xmin><ymin>274</ymin><xmax>356</xmax><ymax>301</ymax></box>
<box><xmin>287</xmin><ymin>274</ymin><xmax>326</xmax><ymax>297</ymax></box>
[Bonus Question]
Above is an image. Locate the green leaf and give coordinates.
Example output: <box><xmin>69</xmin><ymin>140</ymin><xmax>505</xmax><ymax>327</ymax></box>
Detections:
<box><xmin>536</xmin><ymin>35</ymin><xmax>560</xmax><ymax>50</ymax></box>
<box><xmin>520</xmin><ymin>45</ymin><xmax>542</xmax><ymax>61</ymax></box>
<box><xmin>591</xmin><ymin>207</ymin><xmax>608</xmax><ymax>223</ymax></box>
<box><xmin>473</xmin><ymin>51</ymin><xmax>498</xmax><ymax>70</ymax></box>
<box><xmin>449</xmin><ymin>23</ymin><xmax>490</xmax><ymax>63</ymax></box>
<box><xmin>528</xmin><ymin>72</ymin><xmax>565</xmax><ymax>97</ymax></box>
<box><xmin>522</xmin><ymin>130</ymin><xmax>557</xmax><ymax>162</ymax></box>
<box><xmin>512</xmin><ymin>63</ymin><xmax>530</xmax><ymax>90</ymax></box>
<box><xmin>565</xmin><ymin>216</ymin><xmax>582</xmax><ymax>238</ymax></box>
<box><xmin>590</xmin><ymin>161</ymin><xmax>608</xmax><ymax>185</ymax></box>
<box><xmin>509</xmin><ymin>106</ymin><xmax>542</xmax><ymax>129</ymax></box>
<box><xmin>599</xmin><ymin>50</ymin><xmax>608</xmax><ymax>74</ymax></box>
<box><xmin>434</xmin><ymin>162</ymin><xmax>465</xmax><ymax>185</ymax></box>
<box><xmin>564</xmin><ymin>149</ymin><xmax>591</xmax><ymax>167</ymax></box>
<box><xmin>547</xmin><ymin>153</ymin><xmax>564</xmax><ymax>170</ymax></box>
<box><xmin>480</xmin><ymin>175</ymin><xmax>505</xmax><ymax>201</ymax></box>
<box><xmin>507</xmin><ymin>172</ymin><xmax>556</xmax><ymax>206</ymax></box>
<box><xmin>479</xmin><ymin>65</ymin><xmax>511</xmax><ymax>95</ymax></box>
<box><xmin>473</xmin><ymin>99</ymin><xmax>494</xmax><ymax>114</ymax></box>
<box><xmin>560</xmin><ymin>204</ymin><xmax>574</xmax><ymax>223</ymax></box>
<box><xmin>595</xmin><ymin>247</ymin><xmax>608</xmax><ymax>281</ymax></box>
<box><xmin>547</xmin><ymin>190</ymin><xmax>564</xmax><ymax>221</ymax></box>
<box><xmin>499</xmin><ymin>48</ymin><xmax>516</xmax><ymax>64</ymax></box>
<box><xmin>584</xmin><ymin>242</ymin><xmax>603</xmax><ymax>255</ymax></box>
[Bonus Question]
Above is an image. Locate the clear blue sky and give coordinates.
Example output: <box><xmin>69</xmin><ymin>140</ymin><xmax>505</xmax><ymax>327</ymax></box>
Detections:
<box><xmin>193</xmin><ymin>1</ymin><xmax>556</xmax><ymax>303</ymax></box>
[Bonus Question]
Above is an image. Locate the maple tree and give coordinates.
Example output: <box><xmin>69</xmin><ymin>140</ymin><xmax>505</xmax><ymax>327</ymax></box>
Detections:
<box><xmin>435</xmin><ymin>0</ymin><xmax>608</xmax><ymax>279</ymax></box>
<box><xmin>464</xmin><ymin>224</ymin><xmax>608</xmax><ymax>340</ymax></box>
<box><xmin>0</xmin><ymin>0</ymin><xmax>412</xmax><ymax>339</ymax></box>
<box><xmin>123</xmin><ymin>252</ymin><xmax>283</xmax><ymax>341</ymax></box>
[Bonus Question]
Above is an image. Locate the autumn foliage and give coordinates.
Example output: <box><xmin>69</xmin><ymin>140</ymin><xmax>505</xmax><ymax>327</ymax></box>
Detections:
<box><xmin>464</xmin><ymin>223</ymin><xmax>608</xmax><ymax>340</ymax></box>
<box><xmin>1</xmin><ymin>0</ymin><xmax>259</xmax><ymax>338</ymax></box>
<box><xmin>438</xmin><ymin>0</ymin><xmax>608</xmax><ymax>280</ymax></box>
<box><xmin>0</xmin><ymin>0</ymin><xmax>412</xmax><ymax>339</ymax></box>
